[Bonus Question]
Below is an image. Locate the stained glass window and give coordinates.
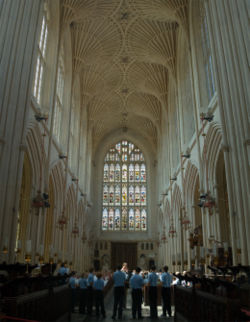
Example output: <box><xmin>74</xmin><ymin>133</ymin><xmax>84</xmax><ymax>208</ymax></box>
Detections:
<box><xmin>103</xmin><ymin>185</ymin><xmax>108</xmax><ymax>205</ymax></box>
<box><xmin>102</xmin><ymin>208</ymin><xmax>108</xmax><ymax>230</ymax></box>
<box><xmin>102</xmin><ymin>140</ymin><xmax>147</xmax><ymax>231</ymax></box>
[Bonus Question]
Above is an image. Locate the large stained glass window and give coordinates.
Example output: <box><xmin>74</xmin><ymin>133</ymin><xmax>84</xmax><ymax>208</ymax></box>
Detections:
<box><xmin>102</xmin><ymin>140</ymin><xmax>147</xmax><ymax>231</ymax></box>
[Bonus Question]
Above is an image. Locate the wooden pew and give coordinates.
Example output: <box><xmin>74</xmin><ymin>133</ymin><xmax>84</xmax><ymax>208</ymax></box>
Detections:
<box><xmin>2</xmin><ymin>285</ymin><xmax>71</xmax><ymax>322</ymax></box>
<box><xmin>174</xmin><ymin>285</ymin><xmax>241</xmax><ymax>322</ymax></box>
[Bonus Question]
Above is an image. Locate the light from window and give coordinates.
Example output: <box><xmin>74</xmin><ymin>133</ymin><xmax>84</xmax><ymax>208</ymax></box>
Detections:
<box><xmin>53</xmin><ymin>63</ymin><xmax>64</xmax><ymax>142</ymax></box>
<box><xmin>33</xmin><ymin>15</ymin><xmax>48</xmax><ymax>104</ymax></box>
<box><xmin>102</xmin><ymin>140</ymin><xmax>147</xmax><ymax>231</ymax></box>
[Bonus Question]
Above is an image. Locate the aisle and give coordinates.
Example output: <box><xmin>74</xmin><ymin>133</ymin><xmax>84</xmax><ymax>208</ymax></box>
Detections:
<box><xmin>70</xmin><ymin>288</ymin><xmax>174</xmax><ymax>322</ymax></box>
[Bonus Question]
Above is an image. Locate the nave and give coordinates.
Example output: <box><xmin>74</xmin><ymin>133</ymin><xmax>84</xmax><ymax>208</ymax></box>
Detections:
<box><xmin>69</xmin><ymin>287</ymin><xmax>174</xmax><ymax>322</ymax></box>
<box><xmin>0</xmin><ymin>0</ymin><xmax>249</xmax><ymax>321</ymax></box>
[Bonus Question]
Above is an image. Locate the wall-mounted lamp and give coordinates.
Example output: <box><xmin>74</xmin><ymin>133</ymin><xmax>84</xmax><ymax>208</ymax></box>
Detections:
<box><xmin>35</xmin><ymin>113</ymin><xmax>48</xmax><ymax>122</ymax></box>
<box><xmin>198</xmin><ymin>192</ymin><xmax>216</xmax><ymax>211</ymax></box>
<box><xmin>200</xmin><ymin>193</ymin><xmax>208</xmax><ymax>200</ymax></box>
<box><xmin>200</xmin><ymin>110</ymin><xmax>214</xmax><ymax>122</ymax></box>
<box><xmin>59</xmin><ymin>154</ymin><xmax>67</xmax><ymax>159</ymax></box>
<box><xmin>32</xmin><ymin>191</ymin><xmax>50</xmax><ymax>209</ymax></box>
<box><xmin>181</xmin><ymin>148</ymin><xmax>191</xmax><ymax>158</ymax></box>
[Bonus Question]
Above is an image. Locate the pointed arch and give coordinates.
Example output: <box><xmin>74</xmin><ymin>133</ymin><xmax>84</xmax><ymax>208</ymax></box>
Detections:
<box><xmin>50</xmin><ymin>161</ymin><xmax>65</xmax><ymax>217</ymax></box>
<box><xmin>101</xmin><ymin>140</ymin><xmax>147</xmax><ymax>231</ymax></box>
<box><xmin>16</xmin><ymin>152</ymin><xmax>32</xmax><ymax>261</ymax></box>
<box><xmin>172</xmin><ymin>184</ymin><xmax>182</xmax><ymax>217</ymax></box>
<box><xmin>184</xmin><ymin>161</ymin><xmax>199</xmax><ymax>208</ymax></box>
<box><xmin>44</xmin><ymin>174</ymin><xmax>55</xmax><ymax>261</ymax></box>
<box><xmin>202</xmin><ymin>123</ymin><xmax>223</xmax><ymax>187</ymax></box>
<box><xmin>26</xmin><ymin>124</ymin><xmax>46</xmax><ymax>189</ymax></box>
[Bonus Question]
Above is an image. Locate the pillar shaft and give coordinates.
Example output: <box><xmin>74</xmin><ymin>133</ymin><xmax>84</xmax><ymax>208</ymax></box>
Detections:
<box><xmin>205</xmin><ymin>0</ymin><xmax>250</xmax><ymax>263</ymax></box>
<box><xmin>0</xmin><ymin>0</ymin><xmax>43</xmax><ymax>262</ymax></box>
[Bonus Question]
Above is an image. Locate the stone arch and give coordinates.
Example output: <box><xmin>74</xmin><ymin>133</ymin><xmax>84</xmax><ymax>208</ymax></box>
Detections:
<box><xmin>202</xmin><ymin>122</ymin><xmax>223</xmax><ymax>191</ymax></box>
<box><xmin>172</xmin><ymin>184</ymin><xmax>182</xmax><ymax>219</ymax></box>
<box><xmin>63</xmin><ymin>184</ymin><xmax>77</xmax><ymax>262</ymax></box>
<box><xmin>176</xmin><ymin>25</ymin><xmax>195</xmax><ymax>147</ymax></box>
<box><xmin>44</xmin><ymin>174</ymin><xmax>56</xmax><ymax>262</ymax></box>
<box><xmin>216</xmin><ymin>150</ymin><xmax>230</xmax><ymax>246</ymax></box>
<box><xmin>171</xmin><ymin>184</ymin><xmax>183</xmax><ymax>265</ymax></box>
<box><xmin>78</xmin><ymin>199</ymin><xmax>86</xmax><ymax>236</ymax></box>
<box><xmin>16</xmin><ymin>152</ymin><xmax>32</xmax><ymax>262</ymax></box>
<box><xmin>93</xmin><ymin>130</ymin><xmax>156</xmax><ymax>241</ymax></box>
<box><xmin>66</xmin><ymin>184</ymin><xmax>77</xmax><ymax>227</ymax></box>
<box><xmin>184</xmin><ymin>161</ymin><xmax>199</xmax><ymax>209</ymax></box>
<box><xmin>163</xmin><ymin>198</ymin><xmax>171</xmax><ymax>217</ymax></box>
<box><xmin>50</xmin><ymin>161</ymin><xmax>65</xmax><ymax>217</ymax></box>
<box><xmin>43</xmin><ymin>159</ymin><xmax>66</xmax><ymax>261</ymax></box>
<box><xmin>162</xmin><ymin>198</ymin><xmax>170</xmax><ymax>232</ymax></box>
<box><xmin>184</xmin><ymin>161</ymin><xmax>201</xmax><ymax>228</ymax></box>
<box><xmin>26</xmin><ymin>124</ymin><xmax>45</xmax><ymax>191</ymax></box>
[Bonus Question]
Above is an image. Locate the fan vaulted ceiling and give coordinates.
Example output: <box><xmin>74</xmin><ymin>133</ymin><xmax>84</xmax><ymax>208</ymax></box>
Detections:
<box><xmin>61</xmin><ymin>0</ymin><xmax>189</xmax><ymax>148</ymax></box>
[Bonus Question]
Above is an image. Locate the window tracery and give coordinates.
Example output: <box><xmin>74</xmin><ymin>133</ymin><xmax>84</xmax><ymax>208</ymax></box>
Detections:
<box><xmin>53</xmin><ymin>60</ymin><xmax>64</xmax><ymax>142</ymax></box>
<box><xmin>102</xmin><ymin>140</ymin><xmax>147</xmax><ymax>231</ymax></box>
<box><xmin>33</xmin><ymin>11</ymin><xmax>48</xmax><ymax>104</ymax></box>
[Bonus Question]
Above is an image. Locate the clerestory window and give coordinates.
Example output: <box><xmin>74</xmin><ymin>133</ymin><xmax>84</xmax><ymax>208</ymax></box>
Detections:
<box><xmin>53</xmin><ymin>61</ymin><xmax>64</xmax><ymax>142</ymax></box>
<box><xmin>33</xmin><ymin>12</ymin><xmax>48</xmax><ymax>104</ymax></box>
<box><xmin>200</xmin><ymin>7</ymin><xmax>215</xmax><ymax>101</ymax></box>
<box><xmin>102</xmin><ymin>140</ymin><xmax>147</xmax><ymax>232</ymax></box>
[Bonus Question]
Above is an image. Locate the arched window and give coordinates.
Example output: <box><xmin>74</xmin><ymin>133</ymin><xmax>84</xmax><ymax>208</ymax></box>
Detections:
<box><xmin>33</xmin><ymin>8</ymin><xmax>48</xmax><ymax>104</ymax></box>
<box><xmin>102</xmin><ymin>140</ymin><xmax>147</xmax><ymax>231</ymax></box>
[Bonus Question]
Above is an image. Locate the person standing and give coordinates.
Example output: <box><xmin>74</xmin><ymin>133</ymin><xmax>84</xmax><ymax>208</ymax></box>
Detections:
<box><xmin>58</xmin><ymin>262</ymin><xmax>67</xmax><ymax>276</ymax></box>
<box><xmin>121</xmin><ymin>262</ymin><xmax>129</xmax><ymax>309</ymax></box>
<box><xmin>148</xmin><ymin>265</ymin><xmax>158</xmax><ymax>319</ymax></box>
<box><xmin>87</xmin><ymin>268</ymin><xmax>94</xmax><ymax>314</ymax></box>
<box><xmin>160</xmin><ymin>266</ymin><xmax>172</xmax><ymax>318</ymax></box>
<box><xmin>68</xmin><ymin>272</ymin><xmax>77</xmax><ymax>313</ymax></box>
<box><xmin>129</xmin><ymin>267</ymin><xmax>144</xmax><ymax>320</ymax></box>
<box><xmin>79</xmin><ymin>272</ymin><xmax>88</xmax><ymax>314</ymax></box>
<box><xmin>93</xmin><ymin>272</ymin><xmax>106</xmax><ymax>318</ymax></box>
<box><xmin>112</xmin><ymin>264</ymin><xmax>126</xmax><ymax>320</ymax></box>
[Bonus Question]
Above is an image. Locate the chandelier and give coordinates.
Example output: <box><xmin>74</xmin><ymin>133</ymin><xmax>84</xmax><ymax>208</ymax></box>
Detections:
<box><xmin>169</xmin><ymin>221</ymin><xmax>177</xmax><ymax>238</ymax></box>
<box><xmin>161</xmin><ymin>228</ymin><xmax>168</xmax><ymax>243</ymax></box>
<box><xmin>198</xmin><ymin>192</ymin><xmax>216</xmax><ymax>215</ymax></box>
<box><xmin>58</xmin><ymin>212</ymin><xmax>67</xmax><ymax>229</ymax></box>
<box><xmin>72</xmin><ymin>222</ymin><xmax>79</xmax><ymax>237</ymax></box>
<box><xmin>181</xmin><ymin>214</ymin><xmax>191</xmax><ymax>230</ymax></box>
<box><xmin>198</xmin><ymin>192</ymin><xmax>216</xmax><ymax>209</ymax></box>
<box><xmin>32</xmin><ymin>191</ymin><xmax>44</xmax><ymax>208</ymax></box>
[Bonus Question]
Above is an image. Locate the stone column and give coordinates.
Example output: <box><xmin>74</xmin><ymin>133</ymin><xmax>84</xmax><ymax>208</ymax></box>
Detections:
<box><xmin>0</xmin><ymin>0</ymin><xmax>43</xmax><ymax>262</ymax></box>
<box><xmin>205</xmin><ymin>0</ymin><xmax>250</xmax><ymax>264</ymax></box>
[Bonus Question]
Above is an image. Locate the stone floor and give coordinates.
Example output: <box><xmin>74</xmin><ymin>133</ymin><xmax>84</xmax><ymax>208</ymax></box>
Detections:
<box><xmin>69</xmin><ymin>288</ymin><xmax>174</xmax><ymax>322</ymax></box>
